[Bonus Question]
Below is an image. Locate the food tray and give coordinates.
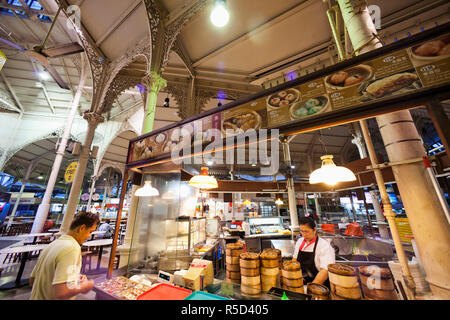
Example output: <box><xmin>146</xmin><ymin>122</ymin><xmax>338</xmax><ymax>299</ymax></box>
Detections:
<box><xmin>137</xmin><ymin>283</ymin><xmax>192</xmax><ymax>300</ymax></box>
<box><xmin>184</xmin><ymin>291</ymin><xmax>230</xmax><ymax>300</ymax></box>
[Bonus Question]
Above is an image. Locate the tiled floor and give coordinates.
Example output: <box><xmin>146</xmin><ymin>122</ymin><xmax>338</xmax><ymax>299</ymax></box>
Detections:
<box><xmin>0</xmin><ymin>245</ymin><xmax>114</xmax><ymax>300</ymax></box>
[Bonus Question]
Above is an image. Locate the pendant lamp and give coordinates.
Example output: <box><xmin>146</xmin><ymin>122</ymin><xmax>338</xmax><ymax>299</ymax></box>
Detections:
<box><xmin>275</xmin><ymin>198</ymin><xmax>283</xmax><ymax>206</ymax></box>
<box><xmin>243</xmin><ymin>199</ymin><xmax>251</xmax><ymax>206</ymax></box>
<box><xmin>135</xmin><ymin>181</ymin><xmax>159</xmax><ymax>197</ymax></box>
<box><xmin>188</xmin><ymin>167</ymin><xmax>218</xmax><ymax>189</ymax></box>
<box><xmin>309</xmin><ymin>155</ymin><xmax>356</xmax><ymax>186</ymax></box>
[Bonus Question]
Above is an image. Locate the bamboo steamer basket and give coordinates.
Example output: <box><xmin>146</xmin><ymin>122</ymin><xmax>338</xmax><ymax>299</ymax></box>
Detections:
<box><xmin>328</xmin><ymin>264</ymin><xmax>361</xmax><ymax>299</ymax></box>
<box><xmin>358</xmin><ymin>266</ymin><xmax>395</xmax><ymax>290</ymax></box>
<box><xmin>328</xmin><ymin>264</ymin><xmax>359</xmax><ymax>288</ymax></box>
<box><xmin>281</xmin><ymin>277</ymin><xmax>303</xmax><ymax>288</ymax></box>
<box><xmin>282</xmin><ymin>260</ymin><xmax>302</xmax><ymax>279</ymax></box>
<box><xmin>282</xmin><ymin>270</ymin><xmax>303</xmax><ymax>279</ymax></box>
<box><xmin>226</xmin><ymin>242</ymin><xmax>244</xmax><ymax>257</ymax></box>
<box><xmin>260</xmin><ymin>267</ymin><xmax>279</xmax><ymax>276</ymax></box>
<box><xmin>240</xmin><ymin>268</ymin><xmax>260</xmax><ymax>276</ymax></box>
<box><xmin>226</xmin><ymin>248</ymin><xmax>243</xmax><ymax>257</ymax></box>
<box><xmin>226</xmin><ymin>270</ymin><xmax>241</xmax><ymax>280</ymax></box>
<box><xmin>261</xmin><ymin>248</ymin><xmax>281</xmax><ymax>266</ymax></box>
<box><xmin>361</xmin><ymin>284</ymin><xmax>398</xmax><ymax>300</ymax></box>
<box><xmin>241</xmin><ymin>275</ymin><xmax>261</xmax><ymax>286</ymax></box>
<box><xmin>239</xmin><ymin>252</ymin><xmax>260</xmax><ymax>269</ymax></box>
<box><xmin>240</xmin><ymin>260</ymin><xmax>260</xmax><ymax>269</ymax></box>
<box><xmin>260</xmin><ymin>265</ymin><xmax>279</xmax><ymax>292</ymax></box>
<box><xmin>307</xmin><ymin>283</ymin><xmax>330</xmax><ymax>300</ymax></box>
<box><xmin>358</xmin><ymin>273</ymin><xmax>395</xmax><ymax>291</ymax></box>
<box><xmin>226</xmin><ymin>255</ymin><xmax>240</xmax><ymax>265</ymax></box>
<box><xmin>260</xmin><ymin>259</ymin><xmax>279</xmax><ymax>268</ymax></box>
<box><xmin>241</xmin><ymin>284</ymin><xmax>262</xmax><ymax>296</ymax></box>
<box><xmin>330</xmin><ymin>282</ymin><xmax>361</xmax><ymax>300</ymax></box>
<box><xmin>262</xmin><ymin>282</ymin><xmax>276</xmax><ymax>292</ymax></box>
<box><xmin>226</xmin><ymin>264</ymin><xmax>241</xmax><ymax>272</ymax></box>
<box><xmin>283</xmin><ymin>285</ymin><xmax>305</xmax><ymax>293</ymax></box>
<box><xmin>358</xmin><ymin>266</ymin><xmax>397</xmax><ymax>300</ymax></box>
<box><xmin>226</xmin><ymin>278</ymin><xmax>241</xmax><ymax>284</ymax></box>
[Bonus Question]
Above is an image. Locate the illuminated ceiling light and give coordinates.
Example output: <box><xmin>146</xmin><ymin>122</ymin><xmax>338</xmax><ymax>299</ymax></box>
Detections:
<box><xmin>210</xmin><ymin>0</ymin><xmax>229</xmax><ymax>27</ymax></box>
<box><xmin>188</xmin><ymin>167</ymin><xmax>218</xmax><ymax>189</ymax></box>
<box><xmin>135</xmin><ymin>181</ymin><xmax>159</xmax><ymax>197</ymax></box>
<box><xmin>243</xmin><ymin>199</ymin><xmax>251</xmax><ymax>206</ymax></box>
<box><xmin>275</xmin><ymin>198</ymin><xmax>284</xmax><ymax>206</ymax></box>
<box><xmin>206</xmin><ymin>159</ymin><xmax>214</xmax><ymax>166</ymax></box>
<box><xmin>309</xmin><ymin>155</ymin><xmax>356</xmax><ymax>186</ymax></box>
<box><xmin>37</xmin><ymin>173</ymin><xmax>44</xmax><ymax>180</ymax></box>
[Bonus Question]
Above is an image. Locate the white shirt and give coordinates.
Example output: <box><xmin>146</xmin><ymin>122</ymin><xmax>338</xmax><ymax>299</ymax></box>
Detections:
<box><xmin>292</xmin><ymin>237</ymin><xmax>336</xmax><ymax>271</ymax></box>
<box><xmin>30</xmin><ymin>235</ymin><xmax>81</xmax><ymax>300</ymax></box>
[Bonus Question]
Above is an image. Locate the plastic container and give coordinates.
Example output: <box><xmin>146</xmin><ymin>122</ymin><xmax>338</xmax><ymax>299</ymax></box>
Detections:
<box><xmin>137</xmin><ymin>283</ymin><xmax>192</xmax><ymax>300</ymax></box>
<box><xmin>184</xmin><ymin>291</ymin><xmax>230</xmax><ymax>300</ymax></box>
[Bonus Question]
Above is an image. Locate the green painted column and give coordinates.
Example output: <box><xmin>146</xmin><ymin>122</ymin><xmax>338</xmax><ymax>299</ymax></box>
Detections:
<box><xmin>142</xmin><ymin>72</ymin><xmax>167</xmax><ymax>134</ymax></box>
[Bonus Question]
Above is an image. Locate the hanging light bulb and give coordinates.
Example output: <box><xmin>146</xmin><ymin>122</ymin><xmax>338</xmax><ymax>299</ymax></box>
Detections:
<box><xmin>210</xmin><ymin>0</ymin><xmax>229</xmax><ymax>27</ymax></box>
<box><xmin>275</xmin><ymin>198</ymin><xmax>283</xmax><ymax>206</ymax></box>
<box><xmin>188</xmin><ymin>167</ymin><xmax>218</xmax><ymax>189</ymax></box>
<box><xmin>309</xmin><ymin>155</ymin><xmax>356</xmax><ymax>186</ymax></box>
<box><xmin>135</xmin><ymin>181</ymin><xmax>159</xmax><ymax>197</ymax></box>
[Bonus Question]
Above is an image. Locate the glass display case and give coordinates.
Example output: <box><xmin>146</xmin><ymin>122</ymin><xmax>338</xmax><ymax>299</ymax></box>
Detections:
<box><xmin>247</xmin><ymin>216</ymin><xmax>289</xmax><ymax>235</ymax></box>
<box><xmin>127</xmin><ymin>172</ymin><xmax>202</xmax><ymax>275</ymax></box>
<box><xmin>170</xmin><ymin>216</ymin><xmax>206</xmax><ymax>255</ymax></box>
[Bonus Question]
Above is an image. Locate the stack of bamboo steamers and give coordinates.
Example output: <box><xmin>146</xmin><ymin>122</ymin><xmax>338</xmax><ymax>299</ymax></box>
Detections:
<box><xmin>240</xmin><ymin>252</ymin><xmax>261</xmax><ymax>296</ymax></box>
<box><xmin>260</xmin><ymin>248</ymin><xmax>282</xmax><ymax>292</ymax></box>
<box><xmin>226</xmin><ymin>242</ymin><xmax>244</xmax><ymax>284</ymax></box>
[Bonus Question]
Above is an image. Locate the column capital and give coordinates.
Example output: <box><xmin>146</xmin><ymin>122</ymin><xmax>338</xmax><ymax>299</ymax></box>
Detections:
<box><xmin>146</xmin><ymin>71</ymin><xmax>167</xmax><ymax>94</ymax></box>
<box><xmin>83</xmin><ymin>111</ymin><xmax>105</xmax><ymax>126</ymax></box>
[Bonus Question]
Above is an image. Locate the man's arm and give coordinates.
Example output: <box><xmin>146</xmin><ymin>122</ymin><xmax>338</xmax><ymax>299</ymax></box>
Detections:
<box><xmin>53</xmin><ymin>278</ymin><xmax>94</xmax><ymax>300</ymax></box>
<box><xmin>312</xmin><ymin>269</ymin><xmax>329</xmax><ymax>285</ymax></box>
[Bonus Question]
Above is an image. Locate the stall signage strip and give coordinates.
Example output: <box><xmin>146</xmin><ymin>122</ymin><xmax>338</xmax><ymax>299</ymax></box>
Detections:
<box><xmin>127</xmin><ymin>27</ymin><xmax>450</xmax><ymax>166</ymax></box>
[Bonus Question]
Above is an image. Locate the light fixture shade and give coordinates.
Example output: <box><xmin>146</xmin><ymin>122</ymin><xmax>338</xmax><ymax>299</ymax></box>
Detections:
<box><xmin>135</xmin><ymin>181</ymin><xmax>159</xmax><ymax>197</ymax></box>
<box><xmin>309</xmin><ymin>155</ymin><xmax>356</xmax><ymax>186</ymax></box>
<box><xmin>188</xmin><ymin>167</ymin><xmax>218</xmax><ymax>189</ymax></box>
<box><xmin>210</xmin><ymin>1</ymin><xmax>229</xmax><ymax>27</ymax></box>
<box><xmin>275</xmin><ymin>198</ymin><xmax>283</xmax><ymax>206</ymax></box>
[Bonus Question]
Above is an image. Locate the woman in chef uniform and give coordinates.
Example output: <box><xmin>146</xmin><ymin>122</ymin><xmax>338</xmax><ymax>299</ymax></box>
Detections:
<box><xmin>292</xmin><ymin>217</ymin><xmax>335</xmax><ymax>287</ymax></box>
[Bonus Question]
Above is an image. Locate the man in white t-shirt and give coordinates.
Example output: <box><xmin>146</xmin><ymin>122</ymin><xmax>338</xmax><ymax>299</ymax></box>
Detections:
<box><xmin>30</xmin><ymin>212</ymin><xmax>100</xmax><ymax>300</ymax></box>
<box><xmin>292</xmin><ymin>217</ymin><xmax>335</xmax><ymax>287</ymax></box>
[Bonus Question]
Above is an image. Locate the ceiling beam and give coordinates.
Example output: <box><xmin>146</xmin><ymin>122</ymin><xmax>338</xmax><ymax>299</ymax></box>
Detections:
<box><xmin>95</xmin><ymin>0</ymin><xmax>143</xmax><ymax>47</ymax></box>
<box><xmin>0</xmin><ymin>71</ymin><xmax>24</xmax><ymax>113</ymax></box>
<box><xmin>165</xmin><ymin>0</ymin><xmax>205</xmax><ymax>26</ymax></box>
<box><xmin>173</xmin><ymin>37</ymin><xmax>195</xmax><ymax>77</ymax></box>
<box><xmin>29</xmin><ymin>59</ymin><xmax>55</xmax><ymax>114</ymax></box>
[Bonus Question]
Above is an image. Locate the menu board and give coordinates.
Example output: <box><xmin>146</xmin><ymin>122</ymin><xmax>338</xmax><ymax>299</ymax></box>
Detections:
<box><xmin>129</xmin><ymin>113</ymin><xmax>221</xmax><ymax>163</ymax></box>
<box><xmin>127</xmin><ymin>31</ymin><xmax>450</xmax><ymax>165</ymax></box>
<box><xmin>264</xmin><ymin>35</ymin><xmax>450</xmax><ymax>126</ymax></box>
<box><xmin>221</xmin><ymin>97</ymin><xmax>268</xmax><ymax>136</ymax></box>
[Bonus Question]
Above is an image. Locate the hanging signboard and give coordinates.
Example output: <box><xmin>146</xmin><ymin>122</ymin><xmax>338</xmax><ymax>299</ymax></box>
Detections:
<box><xmin>64</xmin><ymin>162</ymin><xmax>78</xmax><ymax>183</ymax></box>
<box><xmin>127</xmin><ymin>24</ymin><xmax>450</xmax><ymax>167</ymax></box>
